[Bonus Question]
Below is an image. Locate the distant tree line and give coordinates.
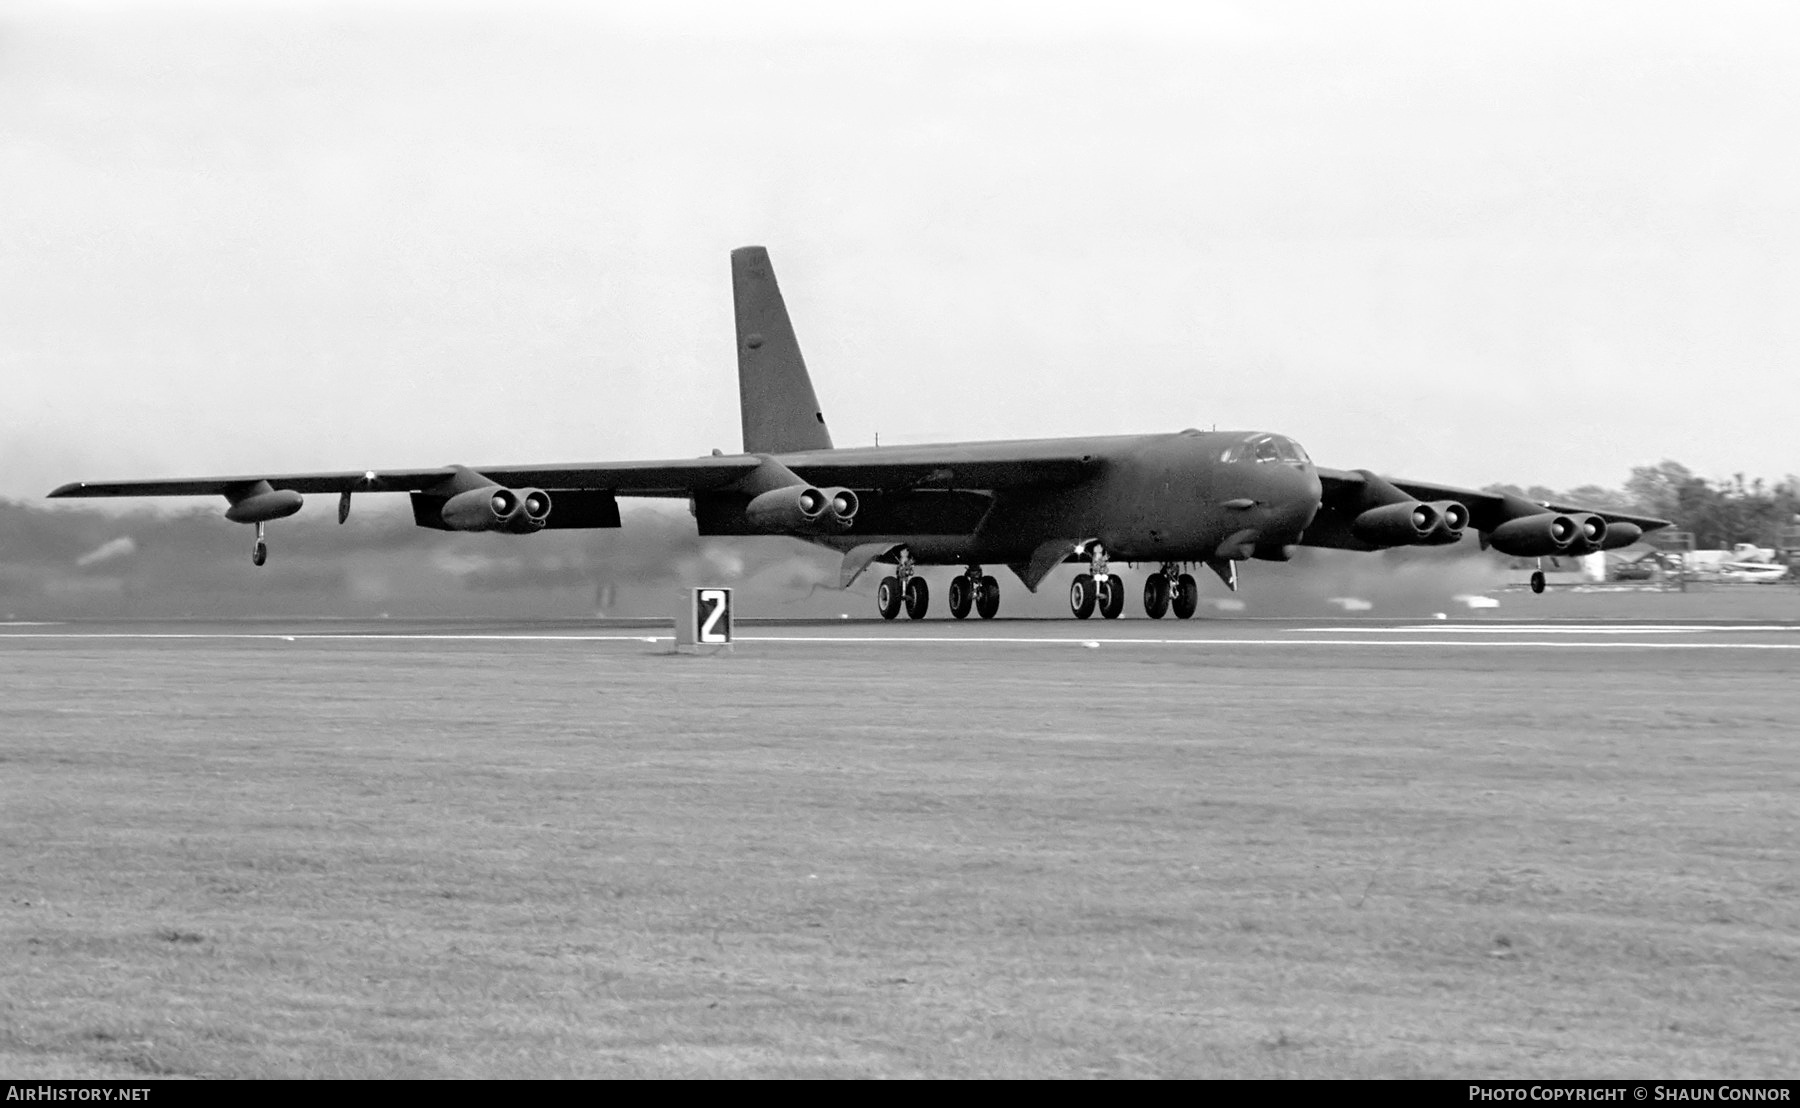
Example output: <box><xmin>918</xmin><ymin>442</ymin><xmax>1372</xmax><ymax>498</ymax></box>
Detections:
<box><xmin>1485</xmin><ymin>461</ymin><xmax>1800</xmax><ymax>550</ymax></box>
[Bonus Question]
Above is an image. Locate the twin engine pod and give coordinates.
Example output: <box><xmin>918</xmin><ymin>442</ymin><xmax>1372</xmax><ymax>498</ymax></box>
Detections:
<box><xmin>1350</xmin><ymin>499</ymin><xmax>1468</xmax><ymax>547</ymax></box>
<box><xmin>440</xmin><ymin>485</ymin><xmax>553</xmax><ymax>533</ymax></box>
<box><xmin>744</xmin><ymin>483</ymin><xmax>860</xmax><ymax>534</ymax></box>
<box><xmin>1486</xmin><ymin>511</ymin><xmax>1637</xmax><ymax>556</ymax></box>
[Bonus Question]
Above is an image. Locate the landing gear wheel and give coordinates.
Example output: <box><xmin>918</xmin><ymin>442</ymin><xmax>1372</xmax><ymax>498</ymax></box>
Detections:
<box><xmin>252</xmin><ymin>540</ymin><xmax>268</xmax><ymax>568</ymax></box>
<box><xmin>1098</xmin><ymin>574</ymin><xmax>1125</xmax><ymax>619</ymax></box>
<box><xmin>948</xmin><ymin>575</ymin><xmax>973</xmax><ymax>620</ymax></box>
<box><xmin>1070</xmin><ymin>573</ymin><xmax>1097</xmax><ymax>619</ymax></box>
<box><xmin>877</xmin><ymin>576</ymin><xmax>903</xmax><ymax>620</ymax></box>
<box><xmin>904</xmin><ymin>576</ymin><xmax>930</xmax><ymax>619</ymax></box>
<box><xmin>976</xmin><ymin>575</ymin><xmax>1001</xmax><ymax>619</ymax></box>
<box><xmin>1171</xmin><ymin>573</ymin><xmax>1199</xmax><ymax>620</ymax></box>
<box><xmin>1530</xmin><ymin>570</ymin><xmax>1546</xmax><ymax>595</ymax></box>
<box><xmin>1143</xmin><ymin>574</ymin><xmax>1170</xmax><ymax>619</ymax></box>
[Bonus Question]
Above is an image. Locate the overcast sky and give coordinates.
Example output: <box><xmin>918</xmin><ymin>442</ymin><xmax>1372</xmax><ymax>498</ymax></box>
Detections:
<box><xmin>3</xmin><ymin>0</ymin><xmax>1796</xmax><ymax>502</ymax></box>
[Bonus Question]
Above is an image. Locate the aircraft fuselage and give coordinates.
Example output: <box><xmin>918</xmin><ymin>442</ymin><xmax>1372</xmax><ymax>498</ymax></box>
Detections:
<box><xmin>735</xmin><ymin>429</ymin><xmax>1323</xmax><ymax>570</ymax></box>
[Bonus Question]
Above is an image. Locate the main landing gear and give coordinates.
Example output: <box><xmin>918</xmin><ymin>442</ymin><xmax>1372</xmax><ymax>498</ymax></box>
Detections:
<box><xmin>877</xmin><ymin>548</ymin><xmax>930</xmax><ymax>620</ymax></box>
<box><xmin>948</xmin><ymin>566</ymin><xmax>1001</xmax><ymax>620</ymax></box>
<box><xmin>1069</xmin><ymin>544</ymin><xmax>1127</xmax><ymax>620</ymax></box>
<box><xmin>1142</xmin><ymin>563</ymin><xmax>1198</xmax><ymax>620</ymax></box>
<box><xmin>252</xmin><ymin>521</ymin><xmax>269</xmax><ymax>567</ymax></box>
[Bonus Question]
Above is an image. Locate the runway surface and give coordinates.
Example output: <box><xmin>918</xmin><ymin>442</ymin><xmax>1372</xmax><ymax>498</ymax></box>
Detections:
<box><xmin>3</xmin><ymin>615</ymin><xmax>1796</xmax><ymax>1076</ymax></box>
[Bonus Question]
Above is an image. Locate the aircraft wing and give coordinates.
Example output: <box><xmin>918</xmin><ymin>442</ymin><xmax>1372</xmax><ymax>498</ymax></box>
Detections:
<box><xmin>48</xmin><ymin>457</ymin><xmax>764</xmax><ymax>500</ymax></box>
<box><xmin>1307</xmin><ymin>467</ymin><xmax>1672</xmax><ymax>550</ymax></box>
<box><xmin>47</xmin><ymin>440</ymin><xmax>1103</xmax><ymax>501</ymax></box>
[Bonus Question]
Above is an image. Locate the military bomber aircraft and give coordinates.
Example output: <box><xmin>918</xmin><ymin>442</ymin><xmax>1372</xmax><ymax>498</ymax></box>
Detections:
<box><xmin>50</xmin><ymin>247</ymin><xmax>1671</xmax><ymax>619</ymax></box>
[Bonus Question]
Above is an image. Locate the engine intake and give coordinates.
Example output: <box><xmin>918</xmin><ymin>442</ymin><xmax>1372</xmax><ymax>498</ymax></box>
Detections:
<box><xmin>822</xmin><ymin>487</ymin><xmax>859</xmax><ymax>529</ymax></box>
<box><xmin>514</xmin><ymin>487</ymin><xmax>552</xmax><ymax>532</ymax></box>
<box><xmin>1561</xmin><ymin>512</ymin><xmax>1607</xmax><ymax>554</ymax></box>
<box><xmin>1424</xmin><ymin>500</ymin><xmax>1469</xmax><ymax>545</ymax></box>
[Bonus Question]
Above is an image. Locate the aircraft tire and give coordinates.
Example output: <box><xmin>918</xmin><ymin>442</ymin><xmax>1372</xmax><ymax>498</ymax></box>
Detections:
<box><xmin>1143</xmin><ymin>574</ymin><xmax>1170</xmax><ymax>619</ymax></box>
<box><xmin>976</xmin><ymin>575</ymin><xmax>1001</xmax><ymax>619</ymax></box>
<box><xmin>1069</xmin><ymin>573</ymin><xmax>1097</xmax><ymax>619</ymax></box>
<box><xmin>904</xmin><ymin>576</ymin><xmax>930</xmax><ymax>619</ymax></box>
<box><xmin>1098</xmin><ymin>574</ymin><xmax>1125</xmax><ymax>619</ymax></box>
<box><xmin>1530</xmin><ymin>570</ymin><xmax>1546</xmax><ymax>594</ymax></box>
<box><xmin>948</xmin><ymin>575</ymin><xmax>973</xmax><ymax>619</ymax></box>
<box><xmin>877</xmin><ymin>576</ymin><xmax>903</xmax><ymax>620</ymax></box>
<box><xmin>1171</xmin><ymin>573</ymin><xmax>1199</xmax><ymax>620</ymax></box>
<box><xmin>252</xmin><ymin>541</ymin><xmax>268</xmax><ymax>568</ymax></box>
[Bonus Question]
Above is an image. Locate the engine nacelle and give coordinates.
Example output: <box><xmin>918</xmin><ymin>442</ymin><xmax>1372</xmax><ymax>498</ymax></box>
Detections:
<box><xmin>1487</xmin><ymin>512</ymin><xmax>1578</xmax><ymax>557</ymax></box>
<box><xmin>441</xmin><ymin>485</ymin><xmax>525</xmax><ymax>532</ymax></box>
<box><xmin>745</xmin><ymin>484</ymin><xmax>829</xmax><ymax>532</ymax></box>
<box><xmin>224</xmin><ymin>484</ymin><xmax>304</xmax><ymax>524</ymax></box>
<box><xmin>1351</xmin><ymin>500</ymin><xmax>1440</xmax><ymax>547</ymax></box>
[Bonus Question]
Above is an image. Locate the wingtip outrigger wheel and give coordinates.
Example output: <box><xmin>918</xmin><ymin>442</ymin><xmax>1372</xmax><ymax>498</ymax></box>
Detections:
<box><xmin>252</xmin><ymin>522</ymin><xmax>268</xmax><ymax>567</ymax></box>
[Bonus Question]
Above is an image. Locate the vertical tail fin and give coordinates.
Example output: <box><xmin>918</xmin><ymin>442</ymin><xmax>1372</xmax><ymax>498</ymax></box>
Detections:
<box><xmin>731</xmin><ymin>246</ymin><xmax>833</xmax><ymax>454</ymax></box>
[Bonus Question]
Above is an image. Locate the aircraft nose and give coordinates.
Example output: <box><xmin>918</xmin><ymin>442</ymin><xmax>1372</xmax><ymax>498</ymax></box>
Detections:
<box><xmin>1299</xmin><ymin>464</ymin><xmax>1323</xmax><ymax>519</ymax></box>
<box><xmin>1267</xmin><ymin>462</ymin><xmax>1321</xmax><ymax>528</ymax></box>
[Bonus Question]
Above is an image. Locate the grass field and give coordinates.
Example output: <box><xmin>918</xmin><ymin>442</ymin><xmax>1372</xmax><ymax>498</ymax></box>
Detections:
<box><xmin>2</xmin><ymin>625</ymin><xmax>1797</xmax><ymax>1077</ymax></box>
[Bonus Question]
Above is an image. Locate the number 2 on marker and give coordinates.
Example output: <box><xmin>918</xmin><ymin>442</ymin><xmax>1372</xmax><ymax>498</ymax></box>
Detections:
<box><xmin>698</xmin><ymin>589</ymin><xmax>730</xmax><ymax>643</ymax></box>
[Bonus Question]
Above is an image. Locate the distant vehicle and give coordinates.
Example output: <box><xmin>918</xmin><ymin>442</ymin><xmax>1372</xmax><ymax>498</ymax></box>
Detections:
<box><xmin>1716</xmin><ymin>562</ymin><xmax>1791</xmax><ymax>584</ymax></box>
<box><xmin>48</xmin><ymin>247</ymin><xmax>1672</xmax><ymax>619</ymax></box>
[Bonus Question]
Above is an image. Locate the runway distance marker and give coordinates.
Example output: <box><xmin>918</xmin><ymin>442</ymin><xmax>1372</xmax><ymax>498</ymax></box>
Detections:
<box><xmin>674</xmin><ymin>587</ymin><xmax>734</xmax><ymax>654</ymax></box>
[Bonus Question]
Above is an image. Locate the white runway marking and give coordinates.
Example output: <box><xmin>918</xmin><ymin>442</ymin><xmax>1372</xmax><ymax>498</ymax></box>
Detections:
<box><xmin>741</xmin><ymin>636</ymin><xmax>1798</xmax><ymax>650</ymax></box>
<box><xmin>1293</xmin><ymin>624</ymin><xmax>1797</xmax><ymax>634</ymax></box>
<box><xmin>0</xmin><ymin>633</ymin><xmax>669</xmax><ymax>642</ymax></box>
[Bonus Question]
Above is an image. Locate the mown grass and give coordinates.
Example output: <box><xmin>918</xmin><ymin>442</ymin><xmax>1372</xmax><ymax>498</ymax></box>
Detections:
<box><xmin>2</xmin><ymin>629</ymin><xmax>1797</xmax><ymax>1077</ymax></box>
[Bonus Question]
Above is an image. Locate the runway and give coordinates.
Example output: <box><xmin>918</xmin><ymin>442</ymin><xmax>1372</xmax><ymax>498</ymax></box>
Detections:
<box><xmin>3</xmin><ymin>615</ymin><xmax>1797</xmax><ymax>1076</ymax></box>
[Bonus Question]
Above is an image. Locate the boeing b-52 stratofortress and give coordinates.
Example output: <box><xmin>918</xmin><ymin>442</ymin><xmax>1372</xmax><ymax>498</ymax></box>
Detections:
<box><xmin>51</xmin><ymin>247</ymin><xmax>1670</xmax><ymax>619</ymax></box>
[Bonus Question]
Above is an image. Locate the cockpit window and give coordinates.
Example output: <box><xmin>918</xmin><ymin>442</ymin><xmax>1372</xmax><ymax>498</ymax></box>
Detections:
<box><xmin>1226</xmin><ymin>434</ymin><xmax>1310</xmax><ymax>466</ymax></box>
